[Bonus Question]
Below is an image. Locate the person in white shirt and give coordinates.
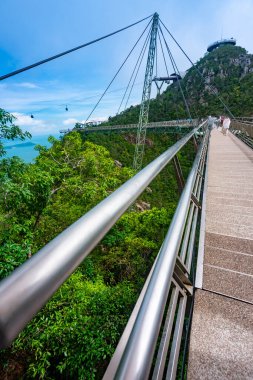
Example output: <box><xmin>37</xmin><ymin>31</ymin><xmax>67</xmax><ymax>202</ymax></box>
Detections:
<box><xmin>222</xmin><ymin>117</ymin><xmax>231</xmax><ymax>136</ymax></box>
<box><xmin>208</xmin><ymin>116</ymin><xmax>215</xmax><ymax>130</ymax></box>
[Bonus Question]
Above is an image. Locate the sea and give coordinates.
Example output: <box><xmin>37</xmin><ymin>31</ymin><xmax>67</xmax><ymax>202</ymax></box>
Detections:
<box><xmin>2</xmin><ymin>134</ymin><xmax>59</xmax><ymax>163</ymax></box>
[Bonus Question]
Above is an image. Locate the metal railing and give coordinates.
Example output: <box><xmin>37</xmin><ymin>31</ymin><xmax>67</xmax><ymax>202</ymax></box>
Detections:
<box><xmin>233</xmin><ymin>116</ymin><xmax>253</xmax><ymax>124</ymax></box>
<box><xmin>231</xmin><ymin>119</ymin><xmax>253</xmax><ymax>148</ymax></box>
<box><xmin>0</xmin><ymin>120</ymin><xmax>208</xmax><ymax>378</ymax></box>
<box><xmin>59</xmin><ymin>119</ymin><xmax>198</xmax><ymax>134</ymax></box>
<box><xmin>104</xmin><ymin>128</ymin><xmax>209</xmax><ymax>380</ymax></box>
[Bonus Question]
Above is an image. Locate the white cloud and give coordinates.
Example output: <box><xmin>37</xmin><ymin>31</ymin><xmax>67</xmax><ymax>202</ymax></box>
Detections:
<box><xmin>217</xmin><ymin>0</ymin><xmax>253</xmax><ymax>53</ymax></box>
<box><xmin>88</xmin><ymin>116</ymin><xmax>108</xmax><ymax>122</ymax></box>
<box><xmin>12</xmin><ymin>112</ymin><xmax>45</xmax><ymax>126</ymax></box>
<box><xmin>16</xmin><ymin>82</ymin><xmax>40</xmax><ymax>89</ymax></box>
<box><xmin>63</xmin><ymin>118</ymin><xmax>78</xmax><ymax>125</ymax></box>
<box><xmin>0</xmin><ymin>79</ymin><xmax>139</xmax><ymax>134</ymax></box>
<box><xmin>12</xmin><ymin>112</ymin><xmax>58</xmax><ymax>135</ymax></box>
<box><xmin>63</xmin><ymin>116</ymin><xmax>108</xmax><ymax>126</ymax></box>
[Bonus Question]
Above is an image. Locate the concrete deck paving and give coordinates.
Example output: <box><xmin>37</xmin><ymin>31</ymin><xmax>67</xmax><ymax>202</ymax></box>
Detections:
<box><xmin>188</xmin><ymin>130</ymin><xmax>253</xmax><ymax>380</ymax></box>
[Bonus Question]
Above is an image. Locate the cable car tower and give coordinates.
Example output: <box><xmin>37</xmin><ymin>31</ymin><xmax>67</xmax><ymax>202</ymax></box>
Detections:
<box><xmin>133</xmin><ymin>13</ymin><xmax>159</xmax><ymax>170</ymax></box>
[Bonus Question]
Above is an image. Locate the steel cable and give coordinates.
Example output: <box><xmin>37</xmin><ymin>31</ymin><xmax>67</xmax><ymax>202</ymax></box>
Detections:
<box><xmin>0</xmin><ymin>14</ymin><xmax>153</xmax><ymax>81</ymax></box>
<box><xmin>116</xmin><ymin>23</ymin><xmax>152</xmax><ymax>115</ymax></box>
<box><xmin>159</xmin><ymin>19</ymin><xmax>235</xmax><ymax>118</ymax></box>
<box><xmin>124</xmin><ymin>28</ymin><xmax>151</xmax><ymax>111</ymax></box>
<box><xmin>159</xmin><ymin>25</ymin><xmax>192</xmax><ymax>120</ymax></box>
<box><xmin>85</xmin><ymin>18</ymin><xmax>153</xmax><ymax>122</ymax></box>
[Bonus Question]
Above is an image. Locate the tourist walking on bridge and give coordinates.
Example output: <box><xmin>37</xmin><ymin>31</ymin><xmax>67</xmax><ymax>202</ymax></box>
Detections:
<box><xmin>207</xmin><ymin>116</ymin><xmax>215</xmax><ymax>130</ymax></box>
<box><xmin>219</xmin><ymin>115</ymin><xmax>225</xmax><ymax>127</ymax></box>
<box><xmin>222</xmin><ymin>116</ymin><xmax>231</xmax><ymax>135</ymax></box>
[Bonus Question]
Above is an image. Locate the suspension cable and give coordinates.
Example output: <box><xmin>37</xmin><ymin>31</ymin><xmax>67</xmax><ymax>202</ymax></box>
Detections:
<box><xmin>0</xmin><ymin>14</ymin><xmax>153</xmax><ymax>81</ymax></box>
<box><xmin>159</xmin><ymin>26</ymin><xmax>192</xmax><ymax>120</ymax></box>
<box><xmin>117</xmin><ymin>23</ymin><xmax>152</xmax><ymax>115</ymax></box>
<box><xmin>158</xmin><ymin>31</ymin><xmax>169</xmax><ymax>76</ymax></box>
<box><xmin>85</xmin><ymin>18</ymin><xmax>152</xmax><ymax>122</ymax></box>
<box><xmin>155</xmin><ymin>35</ymin><xmax>158</xmax><ymax>78</ymax></box>
<box><xmin>124</xmin><ymin>28</ymin><xmax>151</xmax><ymax>111</ymax></box>
<box><xmin>183</xmin><ymin>82</ymin><xmax>200</xmax><ymax>119</ymax></box>
<box><xmin>159</xmin><ymin>19</ymin><xmax>235</xmax><ymax>118</ymax></box>
<box><xmin>157</xmin><ymin>30</ymin><xmax>180</xmax><ymax>121</ymax></box>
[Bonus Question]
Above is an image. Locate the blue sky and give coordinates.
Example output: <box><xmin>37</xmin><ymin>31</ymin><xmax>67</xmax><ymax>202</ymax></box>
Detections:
<box><xmin>0</xmin><ymin>0</ymin><xmax>252</xmax><ymax>135</ymax></box>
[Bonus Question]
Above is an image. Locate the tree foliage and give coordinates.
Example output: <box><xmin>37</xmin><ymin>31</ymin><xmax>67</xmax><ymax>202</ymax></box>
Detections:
<box><xmin>0</xmin><ymin>122</ymin><xmax>198</xmax><ymax>378</ymax></box>
<box><xmin>6</xmin><ymin>273</ymin><xmax>135</xmax><ymax>380</ymax></box>
<box><xmin>0</xmin><ymin>109</ymin><xmax>31</xmax><ymax>157</ymax></box>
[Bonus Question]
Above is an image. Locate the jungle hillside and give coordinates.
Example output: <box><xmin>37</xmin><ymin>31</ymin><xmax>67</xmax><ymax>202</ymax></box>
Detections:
<box><xmin>103</xmin><ymin>45</ymin><xmax>253</xmax><ymax>125</ymax></box>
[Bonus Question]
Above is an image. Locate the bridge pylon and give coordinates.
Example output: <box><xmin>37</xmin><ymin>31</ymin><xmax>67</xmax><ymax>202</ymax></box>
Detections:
<box><xmin>133</xmin><ymin>13</ymin><xmax>159</xmax><ymax>170</ymax></box>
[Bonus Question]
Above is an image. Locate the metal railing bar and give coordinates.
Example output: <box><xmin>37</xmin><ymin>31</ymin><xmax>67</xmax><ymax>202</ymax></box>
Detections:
<box><xmin>172</xmin><ymin>271</ymin><xmax>192</xmax><ymax>296</ymax></box>
<box><xmin>185</xmin><ymin>207</ymin><xmax>199</xmax><ymax>272</ymax></box>
<box><xmin>193</xmin><ymin>177</ymin><xmax>198</xmax><ymax>197</ymax></box>
<box><xmin>152</xmin><ymin>286</ymin><xmax>179</xmax><ymax>380</ymax></box>
<box><xmin>106</xmin><ymin>130</ymin><xmax>208</xmax><ymax>379</ymax></box>
<box><xmin>113</xmin><ymin>134</ymin><xmax>207</xmax><ymax>379</ymax></box>
<box><xmin>232</xmin><ymin>130</ymin><xmax>253</xmax><ymax>149</ymax></box>
<box><xmin>233</xmin><ymin>120</ymin><xmax>253</xmax><ymax>125</ymax></box>
<box><xmin>76</xmin><ymin>119</ymin><xmax>198</xmax><ymax>131</ymax></box>
<box><xmin>195</xmin><ymin>141</ymin><xmax>209</xmax><ymax>290</ymax></box>
<box><xmin>0</xmin><ymin>121</ymin><xmax>207</xmax><ymax>349</ymax></box>
<box><xmin>180</xmin><ymin>133</ymin><xmax>208</xmax><ymax>264</ymax></box>
<box><xmin>192</xmin><ymin>146</ymin><xmax>204</xmax><ymax>192</ymax></box>
<box><xmin>179</xmin><ymin>203</ymin><xmax>195</xmax><ymax>263</ymax></box>
<box><xmin>175</xmin><ymin>256</ymin><xmax>189</xmax><ymax>276</ymax></box>
<box><xmin>182</xmin><ymin>141</ymin><xmax>206</xmax><ymax>263</ymax></box>
<box><xmin>231</xmin><ymin>120</ymin><xmax>253</xmax><ymax>139</ymax></box>
<box><xmin>197</xmin><ymin>156</ymin><xmax>205</xmax><ymax>200</ymax></box>
<box><xmin>103</xmin><ymin>253</ymin><xmax>159</xmax><ymax>380</ymax></box>
<box><xmin>165</xmin><ymin>295</ymin><xmax>187</xmax><ymax>380</ymax></box>
<box><xmin>192</xmin><ymin>146</ymin><xmax>206</xmax><ymax>196</ymax></box>
<box><xmin>173</xmin><ymin>155</ymin><xmax>185</xmax><ymax>194</ymax></box>
<box><xmin>181</xmin><ymin>173</ymin><xmax>202</xmax><ymax>266</ymax></box>
<box><xmin>185</xmin><ymin>139</ymin><xmax>207</xmax><ymax>271</ymax></box>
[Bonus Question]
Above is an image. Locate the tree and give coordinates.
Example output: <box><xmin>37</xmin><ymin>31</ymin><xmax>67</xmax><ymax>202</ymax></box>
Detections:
<box><xmin>0</xmin><ymin>108</ymin><xmax>31</xmax><ymax>157</ymax></box>
<box><xmin>0</xmin><ymin>126</ymin><xmax>196</xmax><ymax>378</ymax></box>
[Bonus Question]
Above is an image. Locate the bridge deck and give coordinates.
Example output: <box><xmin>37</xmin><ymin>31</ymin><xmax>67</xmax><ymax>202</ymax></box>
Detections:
<box><xmin>188</xmin><ymin>130</ymin><xmax>253</xmax><ymax>379</ymax></box>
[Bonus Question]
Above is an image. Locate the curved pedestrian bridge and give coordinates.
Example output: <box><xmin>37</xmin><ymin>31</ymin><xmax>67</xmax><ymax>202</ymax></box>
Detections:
<box><xmin>188</xmin><ymin>129</ymin><xmax>253</xmax><ymax>379</ymax></box>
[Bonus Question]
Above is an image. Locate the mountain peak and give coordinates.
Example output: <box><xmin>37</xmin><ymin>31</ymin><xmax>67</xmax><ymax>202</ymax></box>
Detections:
<box><xmin>107</xmin><ymin>44</ymin><xmax>253</xmax><ymax>125</ymax></box>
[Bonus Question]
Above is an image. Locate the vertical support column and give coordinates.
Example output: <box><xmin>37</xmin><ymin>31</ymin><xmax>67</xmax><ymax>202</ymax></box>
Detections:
<box><xmin>133</xmin><ymin>13</ymin><xmax>159</xmax><ymax>171</ymax></box>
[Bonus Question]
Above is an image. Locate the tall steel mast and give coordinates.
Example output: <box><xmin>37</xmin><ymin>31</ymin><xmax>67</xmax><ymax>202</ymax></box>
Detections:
<box><xmin>133</xmin><ymin>12</ymin><xmax>159</xmax><ymax>170</ymax></box>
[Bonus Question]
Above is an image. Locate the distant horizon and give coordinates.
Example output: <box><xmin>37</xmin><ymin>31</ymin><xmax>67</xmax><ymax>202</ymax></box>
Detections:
<box><xmin>2</xmin><ymin>134</ymin><xmax>58</xmax><ymax>163</ymax></box>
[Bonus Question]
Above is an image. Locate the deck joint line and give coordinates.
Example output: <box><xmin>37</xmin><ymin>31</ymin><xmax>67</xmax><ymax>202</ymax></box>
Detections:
<box><xmin>200</xmin><ymin>287</ymin><xmax>253</xmax><ymax>306</ymax></box>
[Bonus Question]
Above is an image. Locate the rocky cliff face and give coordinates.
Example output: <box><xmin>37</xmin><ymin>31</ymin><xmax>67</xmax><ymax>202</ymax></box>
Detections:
<box><xmin>105</xmin><ymin>44</ymin><xmax>253</xmax><ymax>125</ymax></box>
<box><xmin>183</xmin><ymin>45</ymin><xmax>253</xmax><ymax>115</ymax></box>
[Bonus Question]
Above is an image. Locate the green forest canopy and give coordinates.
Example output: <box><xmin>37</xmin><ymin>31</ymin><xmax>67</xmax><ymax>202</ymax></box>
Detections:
<box><xmin>0</xmin><ymin>109</ymin><xmax>196</xmax><ymax>379</ymax></box>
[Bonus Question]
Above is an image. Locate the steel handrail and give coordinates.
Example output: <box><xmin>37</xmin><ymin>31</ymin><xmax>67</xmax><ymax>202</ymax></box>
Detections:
<box><xmin>231</xmin><ymin>119</ymin><xmax>253</xmax><ymax>140</ymax></box>
<box><xmin>73</xmin><ymin>119</ymin><xmax>198</xmax><ymax>132</ymax></box>
<box><xmin>106</xmin><ymin>131</ymin><xmax>208</xmax><ymax>379</ymax></box>
<box><xmin>0</xmin><ymin>120</ymin><xmax>207</xmax><ymax>348</ymax></box>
